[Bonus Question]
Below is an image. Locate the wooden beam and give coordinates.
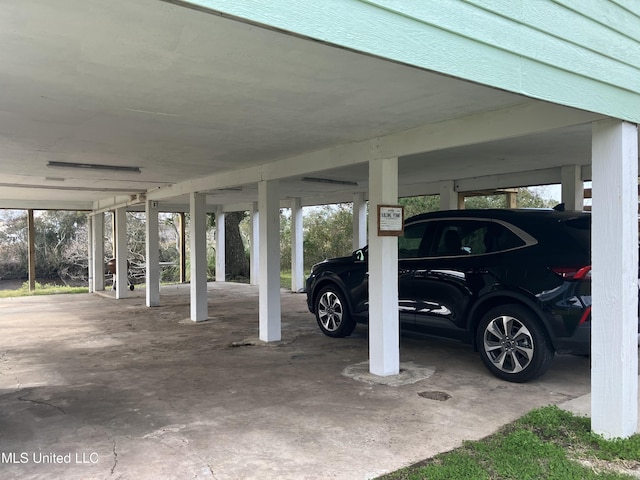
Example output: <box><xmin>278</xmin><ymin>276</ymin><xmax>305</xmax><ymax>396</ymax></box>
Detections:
<box><xmin>27</xmin><ymin>209</ymin><xmax>36</xmax><ymax>292</ymax></box>
<box><xmin>178</xmin><ymin>212</ymin><xmax>186</xmax><ymax>284</ymax></box>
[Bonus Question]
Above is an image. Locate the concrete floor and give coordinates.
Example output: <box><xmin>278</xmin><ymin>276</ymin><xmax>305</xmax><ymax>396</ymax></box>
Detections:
<box><xmin>0</xmin><ymin>282</ymin><xmax>612</xmax><ymax>479</ymax></box>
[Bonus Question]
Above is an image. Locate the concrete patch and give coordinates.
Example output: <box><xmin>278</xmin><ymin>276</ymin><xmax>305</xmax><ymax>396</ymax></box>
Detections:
<box><xmin>342</xmin><ymin>361</ymin><xmax>435</xmax><ymax>386</ymax></box>
<box><xmin>418</xmin><ymin>390</ymin><xmax>452</xmax><ymax>401</ymax></box>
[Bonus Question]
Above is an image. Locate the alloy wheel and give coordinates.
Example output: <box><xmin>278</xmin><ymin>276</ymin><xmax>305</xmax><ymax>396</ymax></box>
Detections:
<box><xmin>482</xmin><ymin>315</ymin><xmax>534</xmax><ymax>374</ymax></box>
<box><xmin>317</xmin><ymin>290</ymin><xmax>343</xmax><ymax>332</ymax></box>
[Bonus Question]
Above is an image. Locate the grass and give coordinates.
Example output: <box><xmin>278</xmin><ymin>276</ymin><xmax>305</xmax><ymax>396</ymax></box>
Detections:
<box><xmin>381</xmin><ymin>405</ymin><xmax>640</xmax><ymax>480</ymax></box>
<box><xmin>0</xmin><ymin>281</ymin><xmax>89</xmax><ymax>298</ymax></box>
<box><xmin>280</xmin><ymin>271</ymin><xmax>292</xmax><ymax>289</ymax></box>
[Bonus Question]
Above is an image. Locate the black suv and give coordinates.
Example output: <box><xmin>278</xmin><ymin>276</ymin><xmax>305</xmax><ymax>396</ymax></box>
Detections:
<box><xmin>306</xmin><ymin>209</ymin><xmax>602</xmax><ymax>383</ymax></box>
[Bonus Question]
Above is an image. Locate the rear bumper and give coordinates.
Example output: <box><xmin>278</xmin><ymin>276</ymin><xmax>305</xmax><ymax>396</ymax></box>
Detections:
<box><xmin>552</xmin><ymin>320</ymin><xmax>640</xmax><ymax>355</ymax></box>
<box><xmin>553</xmin><ymin>322</ymin><xmax>591</xmax><ymax>355</ymax></box>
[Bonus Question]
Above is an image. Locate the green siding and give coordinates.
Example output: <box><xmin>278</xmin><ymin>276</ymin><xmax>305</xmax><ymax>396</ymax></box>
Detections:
<box><xmin>182</xmin><ymin>0</ymin><xmax>640</xmax><ymax>122</ymax></box>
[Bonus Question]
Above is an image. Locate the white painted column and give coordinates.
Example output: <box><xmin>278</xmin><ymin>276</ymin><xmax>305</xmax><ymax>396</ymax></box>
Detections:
<box><xmin>92</xmin><ymin>213</ymin><xmax>105</xmax><ymax>291</ymax></box>
<box><xmin>215</xmin><ymin>206</ymin><xmax>226</xmax><ymax>282</ymax></box>
<box><xmin>114</xmin><ymin>207</ymin><xmax>128</xmax><ymax>299</ymax></box>
<box><xmin>591</xmin><ymin>119</ymin><xmax>638</xmax><ymax>438</ymax></box>
<box><xmin>353</xmin><ymin>192</ymin><xmax>367</xmax><ymax>250</ymax></box>
<box><xmin>368</xmin><ymin>157</ymin><xmax>399</xmax><ymax>376</ymax></box>
<box><xmin>291</xmin><ymin>198</ymin><xmax>304</xmax><ymax>293</ymax></box>
<box><xmin>250</xmin><ymin>202</ymin><xmax>260</xmax><ymax>285</ymax></box>
<box><xmin>190</xmin><ymin>193</ymin><xmax>208</xmax><ymax>322</ymax></box>
<box><xmin>87</xmin><ymin>215</ymin><xmax>94</xmax><ymax>293</ymax></box>
<box><xmin>145</xmin><ymin>200</ymin><xmax>160</xmax><ymax>307</ymax></box>
<box><xmin>561</xmin><ymin>165</ymin><xmax>584</xmax><ymax>211</ymax></box>
<box><xmin>439</xmin><ymin>180</ymin><xmax>459</xmax><ymax>210</ymax></box>
<box><xmin>258</xmin><ymin>180</ymin><xmax>281</xmax><ymax>342</ymax></box>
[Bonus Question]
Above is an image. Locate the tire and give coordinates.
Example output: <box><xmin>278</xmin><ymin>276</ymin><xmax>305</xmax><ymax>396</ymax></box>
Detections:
<box><xmin>476</xmin><ymin>304</ymin><xmax>554</xmax><ymax>383</ymax></box>
<box><xmin>314</xmin><ymin>286</ymin><xmax>356</xmax><ymax>338</ymax></box>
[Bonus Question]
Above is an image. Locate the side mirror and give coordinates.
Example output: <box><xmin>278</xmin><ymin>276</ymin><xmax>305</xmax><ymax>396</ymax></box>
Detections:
<box><xmin>353</xmin><ymin>249</ymin><xmax>366</xmax><ymax>261</ymax></box>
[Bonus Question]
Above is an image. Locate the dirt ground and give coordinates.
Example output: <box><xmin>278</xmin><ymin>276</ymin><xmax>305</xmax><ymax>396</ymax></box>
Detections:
<box><xmin>0</xmin><ymin>283</ymin><xmax>604</xmax><ymax>479</ymax></box>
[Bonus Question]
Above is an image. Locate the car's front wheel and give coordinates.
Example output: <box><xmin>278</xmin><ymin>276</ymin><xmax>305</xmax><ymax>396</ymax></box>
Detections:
<box><xmin>314</xmin><ymin>286</ymin><xmax>356</xmax><ymax>338</ymax></box>
<box><xmin>477</xmin><ymin>304</ymin><xmax>554</xmax><ymax>383</ymax></box>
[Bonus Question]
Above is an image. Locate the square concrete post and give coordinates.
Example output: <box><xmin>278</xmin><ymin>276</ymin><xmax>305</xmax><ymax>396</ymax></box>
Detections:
<box><xmin>91</xmin><ymin>213</ymin><xmax>105</xmax><ymax>291</ymax></box>
<box><xmin>258</xmin><ymin>180</ymin><xmax>281</xmax><ymax>342</ymax></box>
<box><xmin>439</xmin><ymin>180</ymin><xmax>459</xmax><ymax>210</ymax></box>
<box><xmin>353</xmin><ymin>192</ymin><xmax>367</xmax><ymax>250</ymax></box>
<box><xmin>216</xmin><ymin>206</ymin><xmax>226</xmax><ymax>282</ymax></box>
<box><xmin>368</xmin><ymin>157</ymin><xmax>399</xmax><ymax>376</ymax></box>
<box><xmin>591</xmin><ymin>119</ymin><xmax>638</xmax><ymax>438</ymax></box>
<box><xmin>250</xmin><ymin>202</ymin><xmax>259</xmax><ymax>285</ymax></box>
<box><xmin>114</xmin><ymin>207</ymin><xmax>128</xmax><ymax>299</ymax></box>
<box><xmin>561</xmin><ymin>165</ymin><xmax>584</xmax><ymax>211</ymax></box>
<box><xmin>291</xmin><ymin>198</ymin><xmax>304</xmax><ymax>293</ymax></box>
<box><xmin>190</xmin><ymin>193</ymin><xmax>208</xmax><ymax>321</ymax></box>
<box><xmin>146</xmin><ymin>200</ymin><xmax>160</xmax><ymax>307</ymax></box>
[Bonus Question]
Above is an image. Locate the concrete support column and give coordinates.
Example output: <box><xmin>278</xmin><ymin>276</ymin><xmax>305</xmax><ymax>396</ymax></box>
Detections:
<box><xmin>146</xmin><ymin>200</ymin><xmax>160</xmax><ymax>307</ymax></box>
<box><xmin>114</xmin><ymin>207</ymin><xmax>128</xmax><ymax>299</ymax></box>
<box><xmin>190</xmin><ymin>193</ymin><xmax>208</xmax><ymax>322</ymax></box>
<box><xmin>368</xmin><ymin>157</ymin><xmax>399</xmax><ymax>376</ymax></box>
<box><xmin>591</xmin><ymin>119</ymin><xmax>638</xmax><ymax>438</ymax></box>
<box><xmin>291</xmin><ymin>198</ymin><xmax>304</xmax><ymax>293</ymax></box>
<box><xmin>561</xmin><ymin>165</ymin><xmax>584</xmax><ymax>211</ymax></box>
<box><xmin>250</xmin><ymin>202</ymin><xmax>259</xmax><ymax>285</ymax></box>
<box><xmin>258</xmin><ymin>180</ymin><xmax>281</xmax><ymax>342</ymax></box>
<box><xmin>215</xmin><ymin>206</ymin><xmax>226</xmax><ymax>282</ymax></box>
<box><xmin>439</xmin><ymin>180</ymin><xmax>459</xmax><ymax>210</ymax></box>
<box><xmin>353</xmin><ymin>192</ymin><xmax>367</xmax><ymax>250</ymax></box>
<box><xmin>91</xmin><ymin>213</ymin><xmax>105</xmax><ymax>291</ymax></box>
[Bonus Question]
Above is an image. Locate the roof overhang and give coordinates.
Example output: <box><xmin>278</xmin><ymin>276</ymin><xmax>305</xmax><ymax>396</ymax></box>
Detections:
<box><xmin>0</xmin><ymin>0</ymin><xmax>622</xmax><ymax>212</ymax></box>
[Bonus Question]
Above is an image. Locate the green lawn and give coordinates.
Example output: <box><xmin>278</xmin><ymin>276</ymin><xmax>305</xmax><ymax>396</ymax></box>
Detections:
<box><xmin>280</xmin><ymin>270</ymin><xmax>292</xmax><ymax>289</ymax></box>
<box><xmin>381</xmin><ymin>405</ymin><xmax>640</xmax><ymax>480</ymax></box>
<box><xmin>0</xmin><ymin>282</ymin><xmax>89</xmax><ymax>298</ymax></box>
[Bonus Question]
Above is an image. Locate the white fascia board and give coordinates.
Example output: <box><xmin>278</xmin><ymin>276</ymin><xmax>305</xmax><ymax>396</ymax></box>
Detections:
<box><xmin>146</xmin><ymin>102</ymin><xmax>603</xmax><ymax>202</ymax></box>
<box><xmin>0</xmin><ymin>200</ymin><xmax>93</xmax><ymax>211</ymax></box>
<box><xmin>376</xmin><ymin>102</ymin><xmax>604</xmax><ymax>159</ymax></box>
<box><xmin>454</xmin><ymin>168</ymin><xmax>564</xmax><ymax>193</ymax></box>
<box><xmin>92</xmin><ymin>195</ymin><xmax>139</xmax><ymax>213</ymax></box>
<box><xmin>146</xmin><ymin>140</ymin><xmax>375</xmax><ymax>202</ymax></box>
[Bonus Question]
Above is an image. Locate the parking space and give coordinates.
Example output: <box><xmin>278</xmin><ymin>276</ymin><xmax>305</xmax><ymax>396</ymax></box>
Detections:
<box><xmin>0</xmin><ymin>283</ymin><xmax>598</xmax><ymax>479</ymax></box>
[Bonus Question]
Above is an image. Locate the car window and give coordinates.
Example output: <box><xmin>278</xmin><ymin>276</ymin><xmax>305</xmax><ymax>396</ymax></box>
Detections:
<box><xmin>427</xmin><ymin>220</ymin><xmax>525</xmax><ymax>257</ymax></box>
<box><xmin>398</xmin><ymin>222</ymin><xmax>430</xmax><ymax>258</ymax></box>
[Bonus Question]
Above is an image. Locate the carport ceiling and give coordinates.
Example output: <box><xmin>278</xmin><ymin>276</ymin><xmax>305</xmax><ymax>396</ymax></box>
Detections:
<box><xmin>0</xmin><ymin>0</ymin><xmax>590</xmax><ymax>209</ymax></box>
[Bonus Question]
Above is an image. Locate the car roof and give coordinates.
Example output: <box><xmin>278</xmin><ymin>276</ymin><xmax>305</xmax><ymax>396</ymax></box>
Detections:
<box><xmin>405</xmin><ymin>208</ymin><xmax>591</xmax><ymax>225</ymax></box>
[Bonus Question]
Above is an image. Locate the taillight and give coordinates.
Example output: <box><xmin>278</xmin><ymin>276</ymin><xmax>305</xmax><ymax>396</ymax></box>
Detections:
<box><xmin>551</xmin><ymin>265</ymin><xmax>592</xmax><ymax>280</ymax></box>
<box><xmin>579</xmin><ymin>306</ymin><xmax>591</xmax><ymax>325</ymax></box>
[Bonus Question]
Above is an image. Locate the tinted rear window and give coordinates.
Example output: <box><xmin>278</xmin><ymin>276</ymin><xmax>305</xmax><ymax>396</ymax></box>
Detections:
<box><xmin>562</xmin><ymin>217</ymin><xmax>590</xmax><ymax>252</ymax></box>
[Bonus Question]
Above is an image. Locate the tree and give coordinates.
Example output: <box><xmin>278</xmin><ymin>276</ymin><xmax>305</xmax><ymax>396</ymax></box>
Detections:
<box><xmin>225</xmin><ymin>211</ymin><xmax>250</xmax><ymax>280</ymax></box>
<box><xmin>208</xmin><ymin>211</ymin><xmax>250</xmax><ymax>281</ymax></box>
<box><xmin>303</xmin><ymin>204</ymin><xmax>353</xmax><ymax>269</ymax></box>
<box><xmin>399</xmin><ymin>195</ymin><xmax>439</xmax><ymax>218</ymax></box>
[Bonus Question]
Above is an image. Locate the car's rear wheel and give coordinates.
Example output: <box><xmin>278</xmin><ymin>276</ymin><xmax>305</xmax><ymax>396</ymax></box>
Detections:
<box><xmin>315</xmin><ymin>286</ymin><xmax>356</xmax><ymax>338</ymax></box>
<box><xmin>477</xmin><ymin>304</ymin><xmax>554</xmax><ymax>383</ymax></box>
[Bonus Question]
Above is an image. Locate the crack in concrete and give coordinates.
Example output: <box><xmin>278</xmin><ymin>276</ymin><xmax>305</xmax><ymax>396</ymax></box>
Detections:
<box><xmin>17</xmin><ymin>394</ymin><xmax>66</xmax><ymax>414</ymax></box>
<box><xmin>0</xmin><ymin>352</ymin><xmax>23</xmax><ymax>390</ymax></box>
<box><xmin>110</xmin><ymin>439</ymin><xmax>118</xmax><ymax>475</ymax></box>
<box><xmin>206</xmin><ymin>464</ymin><xmax>217</xmax><ymax>479</ymax></box>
